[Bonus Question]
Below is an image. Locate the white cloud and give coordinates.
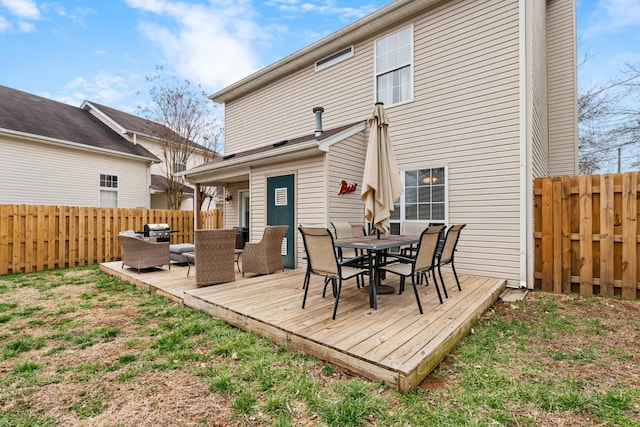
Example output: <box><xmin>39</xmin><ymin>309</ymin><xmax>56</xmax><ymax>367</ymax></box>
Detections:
<box><xmin>583</xmin><ymin>0</ymin><xmax>640</xmax><ymax>37</ymax></box>
<box><xmin>125</xmin><ymin>0</ymin><xmax>264</xmax><ymax>90</ymax></box>
<box><xmin>0</xmin><ymin>15</ymin><xmax>11</xmax><ymax>32</ymax></box>
<box><xmin>58</xmin><ymin>73</ymin><xmax>130</xmax><ymax>106</ymax></box>
<box><xmin>0</xmin><ymin>0</ymin><xmax>39</xmax><ymax>19</ymax></box>
<box><xmin>265</xmin><ymin>0</ymin><xmax>377</xmax><ymax>21</ymax></box>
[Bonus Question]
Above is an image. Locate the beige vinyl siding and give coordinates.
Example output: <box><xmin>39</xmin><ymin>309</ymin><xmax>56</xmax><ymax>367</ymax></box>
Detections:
<box><xmin>223</xmin><ymin>181</ymin><xmax>248</xmax><ymax>229</ymax></box>
<box><xmin>223</xmin><ymin>40</ymin><xmax>374</xmax><ymax>154</ymax></box>
<box><xmin>395</xmin><ymin>0</ymin><xmax>522</xmax><ymax>286</ymax></box>
<box><xmin>0</xmin><ymin>136</ymin><xmax>149</xmax><ymax>208</ymax></box>
<box><xmin>327</xmin><ymin>132</ymin><xmax>367</xmax><ymax>224</ymax></box>
<box><xmin>547</xmin><ymin>0</ymin><xmax>577</xmax><ymax>175</ymax></box>
<box><xmin>531</xmin><ymin>0</ymin><xmax>550</xmax><ymax>177</ymax></box>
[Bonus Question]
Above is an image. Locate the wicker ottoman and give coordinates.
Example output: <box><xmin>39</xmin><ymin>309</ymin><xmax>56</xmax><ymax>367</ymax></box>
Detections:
<box><xmin>169</xmin><ymin>243</ymin><xmax>195</xmax><ymax>263</ymax></box>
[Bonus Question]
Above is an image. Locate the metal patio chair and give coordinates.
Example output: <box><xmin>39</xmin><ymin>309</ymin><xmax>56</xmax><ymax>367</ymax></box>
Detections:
<box><xmin>436</xmin><ymin>224</ymin><xmax>467</xmax><ymax>293</ymax></box>
<box><xmin>298</xmin><ymin>226</ymin><xmax>368</xmax><ymax>320</ymax></box>
<box><xmin>380</xmin><ymin>225</ymin><xmax>446</xmax><ymax>314</ymax></box>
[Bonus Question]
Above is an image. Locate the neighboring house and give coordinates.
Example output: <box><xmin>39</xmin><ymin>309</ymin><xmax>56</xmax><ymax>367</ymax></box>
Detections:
<box><xmin>0</xmin><ymin>84</ymin><xmax>219</xmax><ymax>210</ymax></box>
<box><xmin>181</xmin><ymin>0</ymin><xmax>578</xmax><ymax>288</ymax></box>
<box><xmin>0</xmin><ymin>85</ymin><xmax>159</xmax><ymax>208</ymax></box>
<box><xmin>81</xmin><ymin>101</ymin><xmax>221</xmax><ymax>210</ymax></box>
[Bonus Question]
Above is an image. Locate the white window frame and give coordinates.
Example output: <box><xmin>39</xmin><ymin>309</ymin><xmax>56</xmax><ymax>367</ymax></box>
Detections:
<box><xmin>374</xmin><ymin>25</ymin><xmax>414</xmax><ymax>107</ymax></box>
<box><xmin>390</xmin><ymin>166</ymin><xmax>448</xmax><ymax>234</ymax></box>
<box><xmin>99</xmin><ymin>173</ymin><xmax>118</xmax><ymax>208</ymax></box>
<box><xmin>315</xmin><ymin>46</ymin><xmax>354</xmax><ymax>71</ymax></box>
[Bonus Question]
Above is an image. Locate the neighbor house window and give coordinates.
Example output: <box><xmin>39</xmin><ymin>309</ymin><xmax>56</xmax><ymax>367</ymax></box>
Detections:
<box><xmin>99</xmin><ymin>174</ymin><xmax>118</xmax><ymax>208</ymax></box>
<box><xmin>390</xmin><ymin>167</ymin><xmax>447</xmax><ymax>234</ymax></box>
<box><xmin>375</xmin><ymin>25</ymin><xmax>413</xmax><ymax>106</ymax></box>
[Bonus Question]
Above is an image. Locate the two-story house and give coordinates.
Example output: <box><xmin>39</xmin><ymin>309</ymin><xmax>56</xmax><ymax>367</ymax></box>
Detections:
<box><xmin>181</xmin><ymin>0</ymin><xmax>578</xmax><ymax>288</ymax></box>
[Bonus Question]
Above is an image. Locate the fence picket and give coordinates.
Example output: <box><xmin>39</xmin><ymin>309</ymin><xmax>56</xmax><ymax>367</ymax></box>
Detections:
<box><xmin>0</xmin><ymin>204</ymin><xmax>219</xmax><ymax>274</ymax></box>
<box><xmin>534</xmin><ymin>173</ymin><xmax>639</xmax><ymax>299</ymax></box>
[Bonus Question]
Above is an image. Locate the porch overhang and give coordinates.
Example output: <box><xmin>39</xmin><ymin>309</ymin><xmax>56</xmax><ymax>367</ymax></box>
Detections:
<box><xmin>179</xmin><ymin>121</ymin><xmax>366</xmax><ymax>187</ymax></box>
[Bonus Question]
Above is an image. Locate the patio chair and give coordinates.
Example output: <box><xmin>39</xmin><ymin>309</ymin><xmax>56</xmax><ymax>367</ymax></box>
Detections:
<box><xmin>195</xmin><ymin>229</ymin><xmax>236</xmax><ymax>287</ymax></box>
<box><xmin>118</xmin><ymin>230</ymin><xmax>170</xmax><ymax>273</ymax></box>
<box><xmin>380</xmin><ymin>225</ymin><xmax>446</xmax><ymax>314</ymax></box>
<box><xmin>298</xmin><ymin>226</ymin><xmax>368</xmax><ymax>319</ymax></box>
<box><xmin>241</xmin><ymin>225</ymin><xmax>289</xmax><ymax>277</ymax></box>
<box><xmin>400</xmin><ymin>221</ymin><xmax>430</xmax><ymax>257</ymax></box>
<box><xmin>436</xmin><ymin>224</ymin><xmax>467</xmax><ymax>293</ymax></box>
<box><xmin>331</xmin><ymin>221</ymin><xmax>368</xmax><ymax>287</ymax></box>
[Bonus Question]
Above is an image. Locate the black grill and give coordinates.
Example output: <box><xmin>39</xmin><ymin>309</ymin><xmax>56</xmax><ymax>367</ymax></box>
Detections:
<box><xmin>143</xmin><ymin>223</ymin><xmax>173</xmax><ymax>242</ymax></box>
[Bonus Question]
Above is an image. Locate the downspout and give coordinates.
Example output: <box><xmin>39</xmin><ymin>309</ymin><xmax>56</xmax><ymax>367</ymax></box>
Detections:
<box><xmin>518</xmin><ymin>0</ymin><xmax>530</xmax><ymax>289</ymax></box>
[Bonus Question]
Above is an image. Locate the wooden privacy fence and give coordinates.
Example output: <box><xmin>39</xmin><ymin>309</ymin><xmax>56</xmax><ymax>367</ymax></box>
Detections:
<box><xmin>534</xmin><ymin>173</ymin><xmax>640</xmax><ymax>299</ymax></box>
<box><xmin>0</xmin><ymin>205</ymin><xmax>223</xmax><ymax>275</ymax></box>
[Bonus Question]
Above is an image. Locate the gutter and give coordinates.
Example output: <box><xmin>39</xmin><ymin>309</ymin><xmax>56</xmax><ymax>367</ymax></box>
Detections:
<box><xmin>1</xmin><ymin>127</ymin><xmax>160</xmax><ymax>164</ymax></box>
<box><xmin>211</xmin><ymin>0</ymin><xmax>447</xmax><ymax>103</ymax></box>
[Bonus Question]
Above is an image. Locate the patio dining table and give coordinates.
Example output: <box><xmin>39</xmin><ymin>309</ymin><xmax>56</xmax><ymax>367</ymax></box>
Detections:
<box><xmin>334</xmin><ymin>234</ymin><xmax>419</xmax><ymax>310</ymax></box>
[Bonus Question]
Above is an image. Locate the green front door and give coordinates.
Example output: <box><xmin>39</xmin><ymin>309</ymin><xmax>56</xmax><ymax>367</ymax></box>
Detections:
<box><xmin>266</xmin><ymin>174</ymin><xmax>295</xmax><ymax>269</ymax></box>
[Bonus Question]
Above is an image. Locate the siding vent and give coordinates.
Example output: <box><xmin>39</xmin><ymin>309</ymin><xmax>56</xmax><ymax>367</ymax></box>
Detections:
<box><xmin>315</xmin><ymin>46</ymin><xmax>353</xmax><ymax>70</ymax></box>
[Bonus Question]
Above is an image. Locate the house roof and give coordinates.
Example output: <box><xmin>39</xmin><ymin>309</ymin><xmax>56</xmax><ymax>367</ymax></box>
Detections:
<box><xmin>210</xmin><ymin>0</ymin><xmax>445</xmax><ymax>103</ymax></box>
<box><xmin>150</xmin><ymin>174</ymin><xmax>195</xmax><ymax>195</ymax></box>
<box><xmin>181</xmin><ymin>121</ymin><xmax>366</xmax><ymax>186</ymax></box>
<box><xmin>81</xmin><ymin>101</ymin><xmax>166</xmax><ymax>138</ymax></box>
<box><xmin>82</xmin><ymin>101</ymin><xmax>218</xmax><ymax>155</ymax></box>
<box><xmin>0</xmin><ymin>85</ymin><xmax>158</xmax><ymax>162</ymax></box>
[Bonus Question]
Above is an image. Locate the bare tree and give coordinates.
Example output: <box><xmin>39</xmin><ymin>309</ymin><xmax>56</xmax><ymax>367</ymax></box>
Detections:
<box><xmin>578</xmin><ymin>56</ymin><xmax>640</xmax><ymax>173</ymax></box>
<box><xmin>139</xmin><ymin>66</ymin><xmax>222</xmax><ymax>209</ymax></box>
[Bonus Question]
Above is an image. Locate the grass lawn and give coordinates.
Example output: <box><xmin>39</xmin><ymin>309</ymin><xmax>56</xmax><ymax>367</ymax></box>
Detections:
<box><xmin>1</xmin><ymin>266</ymin><xmax>639</xmax><ymax>426</ymax></box>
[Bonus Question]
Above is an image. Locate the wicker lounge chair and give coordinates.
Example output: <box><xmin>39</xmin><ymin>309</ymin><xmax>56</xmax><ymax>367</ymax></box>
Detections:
<box><xmin>241</xmin><ymin>225</ymin><xmax>289</xmax><ymax>277</ymax></box>
<box><xmin>118</xmin><ymin>231</ymin><xmax>170</xmax><ymax>273</ymax></box>
<box><xmin>195</xmin><ymin>229</ymin><xmax>237</xmax><ymax>287</ymax></box>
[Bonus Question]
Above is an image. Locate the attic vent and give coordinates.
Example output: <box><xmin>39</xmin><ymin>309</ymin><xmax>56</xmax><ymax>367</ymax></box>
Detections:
<box><xmin>223</xmin><ymin>154</ymin><xmax>236</xmax><ymax>160</ymax></box>
<box><xmin>315</xmin><ymin>46</ymin><xmax>354</xmax><ymax>71</ymax></box>
<box><xmin>273</xmin><ymin>140</ymin><xmax>288</xmax><ymax>147</ymax></box>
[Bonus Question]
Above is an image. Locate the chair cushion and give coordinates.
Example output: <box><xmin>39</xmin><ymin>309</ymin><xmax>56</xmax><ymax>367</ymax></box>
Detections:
<box><xmin>169</xmin><ymin>243</ymin><xmax>195</xmax><ymax>263</ymax></box>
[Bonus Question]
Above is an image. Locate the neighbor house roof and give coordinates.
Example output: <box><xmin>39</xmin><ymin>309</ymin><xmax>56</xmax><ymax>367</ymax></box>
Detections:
<box><xmin>81</xmin><ymin>101</ymin><xmax>166</xmax><ymax>138</ymax></box>
<box><xmin>0</xmin><ymin>85</ymin><xmax>158</xmax><ymax>162</ymax></box>
<box><xmin>82</xmin><ymin>101</ymin><xmax>218</xmax><ymax>155</ymax></box>
<box><xmin>210</xmin><ymin>0</ymin><xmax>445</xmax><ymax>103</ymax></box>
<box><xmin>150</xmin><ymin>174</ymin><xmax>194</xmax><ymax>195</ymax></box>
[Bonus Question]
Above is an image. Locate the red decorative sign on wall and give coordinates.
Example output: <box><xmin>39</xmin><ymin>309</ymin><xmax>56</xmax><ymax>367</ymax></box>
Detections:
<box><xmin>338</xmin><ymin>180</ymin><xmax>358</xmax><ymax>195</ymax></box>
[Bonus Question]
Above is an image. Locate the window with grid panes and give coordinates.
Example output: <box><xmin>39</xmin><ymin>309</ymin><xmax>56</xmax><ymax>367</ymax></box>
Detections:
<box><xmin>375</xmin><ymin>26</ymin><xmax>413</xmax><ymax>106</ymax></box>
<box><xmin>99</xmin><ymin>174</ymin><xmax>118</xmax><ymax>208</ymax></box>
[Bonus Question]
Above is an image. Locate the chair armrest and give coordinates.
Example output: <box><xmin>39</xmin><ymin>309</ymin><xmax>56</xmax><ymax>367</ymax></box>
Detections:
<box><xmin>383</xmin><ymin>253</ymin><xmax>414</xmax><ymax>264</ymax></box>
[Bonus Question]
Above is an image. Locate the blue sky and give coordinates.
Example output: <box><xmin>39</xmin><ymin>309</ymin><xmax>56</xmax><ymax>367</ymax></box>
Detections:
<box><xmin>0</xmin><ymin>0</ymin><xmax>639</xmax><ymax>116</ymax></box>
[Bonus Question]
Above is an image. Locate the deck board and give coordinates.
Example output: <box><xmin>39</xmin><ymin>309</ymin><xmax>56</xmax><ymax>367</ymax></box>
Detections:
<box><xmin>100</xmin><ymin>261</ymin><xmax>506</xmax><ymax>391</ymax></box>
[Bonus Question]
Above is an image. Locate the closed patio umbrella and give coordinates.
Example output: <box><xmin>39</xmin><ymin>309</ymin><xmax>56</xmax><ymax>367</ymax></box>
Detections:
<box><xmin>361</xmin><ymin>102</ymin><xmax>403</xmax><ymax>235</ymax></box>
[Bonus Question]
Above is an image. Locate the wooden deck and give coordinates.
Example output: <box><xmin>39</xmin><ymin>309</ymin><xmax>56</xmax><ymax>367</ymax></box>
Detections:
<box><xmin>100</xmin><ymin>261</ymin><xmax>506</xmax><ymax>392</ymax></box>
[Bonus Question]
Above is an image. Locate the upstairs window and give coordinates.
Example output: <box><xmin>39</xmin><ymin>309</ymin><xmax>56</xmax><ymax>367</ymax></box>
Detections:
<box><xmin>375</xmin><ymin>26</ymin><xmax>413</xmax><ymax>106</ymax></box>
<box><xmin>99</xmin><ymin>174</ymin><xmax>118</xmax><ymax>208</ymax></box>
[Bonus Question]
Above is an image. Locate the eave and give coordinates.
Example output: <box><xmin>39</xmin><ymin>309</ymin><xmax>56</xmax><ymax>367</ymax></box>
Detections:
<box><xmin>210</xmin><ymin>0</ymin><xmax>446</xmax><ymax>104</ymax></box>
